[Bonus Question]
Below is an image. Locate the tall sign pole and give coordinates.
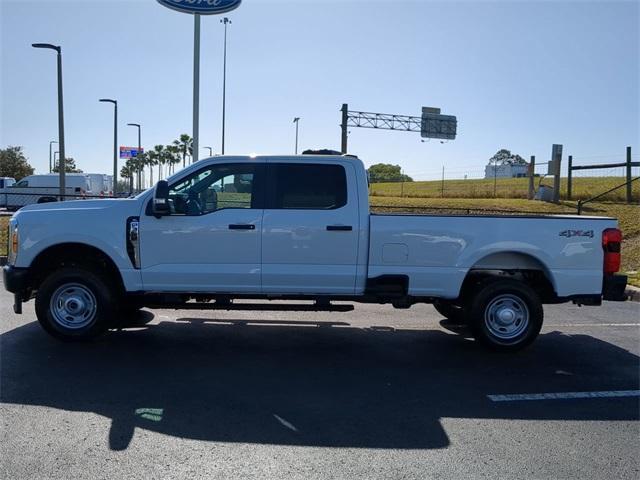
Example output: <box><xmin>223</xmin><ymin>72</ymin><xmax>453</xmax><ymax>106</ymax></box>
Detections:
<box><xmin>156</xmin><ymin>1</ymin><xmax>242</xmax><ymax>165</ymax></box>
<box><xmin>192</xmin><ymin>13</ymin><xmax>201</xmax><ymax>163</ymax></box>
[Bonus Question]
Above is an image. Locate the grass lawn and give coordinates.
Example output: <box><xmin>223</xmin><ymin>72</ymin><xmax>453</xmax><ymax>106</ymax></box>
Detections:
<box><xmin>370</xmin><ymin>176</ymin><xmax>640</xmax><ymax>202</ymax></box>
<box><xmin>2</xmin><ymin>198</ymin><xmax>638</xmax><ymax>286</ymax></box>
<box><xmin>0</xmin><ymin>216</ymin><xmax>7</xmax><ymax>257</ymax></box>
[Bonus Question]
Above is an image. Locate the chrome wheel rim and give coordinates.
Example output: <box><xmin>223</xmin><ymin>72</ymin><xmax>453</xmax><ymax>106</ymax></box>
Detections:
<box><xmin>484</xmin><ymin>294</ymin><xmax>529</xmax><ymax>340</ymax></box>
<box><xmin>50</xmin><ymin>283</ymin><xmax>97</xmax><ymax>329</ymax></box>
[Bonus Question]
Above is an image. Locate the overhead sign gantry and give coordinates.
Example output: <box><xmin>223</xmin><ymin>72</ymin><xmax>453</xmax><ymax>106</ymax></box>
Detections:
<box><xmin>339</xmin><ymin>104</ymin><xmax>457</xmax><ymax>153</ymax></box>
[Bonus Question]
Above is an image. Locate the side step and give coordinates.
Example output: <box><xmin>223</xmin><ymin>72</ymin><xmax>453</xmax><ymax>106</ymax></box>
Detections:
<box><xmin>167</xmin><ymin>301</ymin><xmax>355</xmax><ymax>313</ymax></box>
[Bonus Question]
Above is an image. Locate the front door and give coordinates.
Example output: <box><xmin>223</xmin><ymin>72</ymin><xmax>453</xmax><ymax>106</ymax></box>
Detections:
<box><xmin>139</xmin><ymin>161</ymin><xmax>266</xmax><ymax>293</ymax></box>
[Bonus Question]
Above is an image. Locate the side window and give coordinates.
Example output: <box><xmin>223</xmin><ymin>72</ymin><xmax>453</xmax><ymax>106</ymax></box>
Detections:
<box><xmin>14</xmin><ymin>180</ymin><xmax>28</xmax><ymax>187</ymax></box>
<box><xmin>168</xmin><ymin>163</ymin><xmax>259</xmax><ymax>215</ymax></box>
<box><xmin>271</xmin><ymin>164</ymin><xmax>347</xmax><ymax>209</ymax></box>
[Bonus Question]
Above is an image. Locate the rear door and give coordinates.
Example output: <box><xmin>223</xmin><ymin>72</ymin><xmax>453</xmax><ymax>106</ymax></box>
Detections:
<box><xmin>261</xmin><ymin>161</ymin><xmax>360</xmax><ymax>294</ymax></box>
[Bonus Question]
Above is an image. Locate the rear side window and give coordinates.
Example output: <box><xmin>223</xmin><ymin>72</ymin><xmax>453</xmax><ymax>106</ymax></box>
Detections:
<box><xmin>270</xmin><ymin>164</ymin><xmax>347</xmax><ymax>209</ymax></box>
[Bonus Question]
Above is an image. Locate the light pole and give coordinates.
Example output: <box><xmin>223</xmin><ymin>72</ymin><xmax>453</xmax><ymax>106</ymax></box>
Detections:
<box><xmin>99</xmin><ymin>99</ymin><xmax>118</xmax><ymax>194</ymax></box>
<box><xmin>221</xmin><ymin>17</ymin><xmax>231</xmax><ymax>155</ymax></box>
<box><xmin>203</xmin><ymin>146</ymin><xmax>213</xmax><ymax>157</ymax></box>
<box><xmin>48</xmin><ymin>140</ymin><xmax>57</xmax><ymax>173</ymax></box>
<box><xmin>53</xmin><ymin>151</ymin><xmax>59</xmax><ymax>170</ymax></box>
<box><xmin>293</xmin><ymin>117</ymin><xmax>300</xmax><ymax>154</ymax></box>
<box><xmin>127</xmin><ymin>123</ymin><xmax>141</xmax><ymax>190</ymax></box>
<box><xmin>32</xmin><ymin>43</ymin><xmax>66</xmax><ymax>199</ymax></box>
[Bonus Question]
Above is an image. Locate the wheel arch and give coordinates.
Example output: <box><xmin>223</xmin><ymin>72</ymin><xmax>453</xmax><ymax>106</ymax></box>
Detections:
<box><xmin>460</xmin><ymin>251</ymin><xmax>558</xmax><ymax>302</ymax></box>
<box><xmin>29</xmin><ymin>242</ymin><xmax>125</xmax><ymax>294</ymax></box>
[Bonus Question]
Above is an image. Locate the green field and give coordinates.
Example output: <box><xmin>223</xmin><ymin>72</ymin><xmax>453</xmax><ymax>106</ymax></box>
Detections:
<box><xmin>370</xmin><ymin>176</ymin><xmax>640</xmax><ymax>202</ymax></box>
<box><xmin>2</xmin><ymin>196</ymin><xmax>638</xmax><ymax>286</ymax></box>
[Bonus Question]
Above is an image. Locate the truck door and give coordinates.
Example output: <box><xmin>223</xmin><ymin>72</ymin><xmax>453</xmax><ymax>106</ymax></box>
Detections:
<box><xmin>261</xmin><ymin>161</ymin><xmax>359</xmax><ymax>294</ymax></box>
<box><xmin>138</xmin><ymin>161</ymin><xmax>266</xmax><ymax>293</ymax></box>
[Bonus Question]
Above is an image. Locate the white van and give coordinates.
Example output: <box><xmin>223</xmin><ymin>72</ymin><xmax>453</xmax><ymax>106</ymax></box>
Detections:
<box><xmin>6</xmin><ymin>174</ymin><xmax>92</xmax><ymax>210</ymax></box>
<box><xmin>0</xmin><ymin>177</ymin><xmax>16</xmax><ymax>208</ymax></box>
<box><xmin>85</xmin><ymin>173</ymin><xmax>112</xmax><ymax>195</ymax></box>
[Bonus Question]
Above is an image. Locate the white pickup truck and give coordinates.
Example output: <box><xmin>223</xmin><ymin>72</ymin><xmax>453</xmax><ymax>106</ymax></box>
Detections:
<box><xmin>3</xmin><ymin>154</ymin><xmax>628</xmax><ymax>351</ymax></box>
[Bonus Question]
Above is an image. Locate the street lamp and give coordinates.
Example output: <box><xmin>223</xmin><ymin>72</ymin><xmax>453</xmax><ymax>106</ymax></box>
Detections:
<box><xmin>202</xmin><ymin>146</ymin><xmax>213</xmax><ymax>157</ymax></box>
<box><xmin>293</xmin><ymin>117</ymin><xmax>300</xmax><ymax>154</ymax></box>
<box><xmin>53</xmin><ymin>151</ymin><xmax>59</xmax><ymax>170</ymax></box>
<box><xmin>32</xmin><ymin>43</ymin><xmax>66</xmax><ymax>199</ymax></box>
<box><xmin>99</xmin><ymin>99</ymin><xmax>118</xmax><ymax>194</ymax></box>
<box><xmin>127</xmin><ymin>123</ymin><xmax>141</xmax><ymax>190</ymax></box>
<box><xmin>220</xmin><ymin>17</ymin><xmax>231</xmax><ymax>155</ymax></box>
<box><xmin>49</xmin><ymin>140</ymin><xmax>58</xmax><ymax>173</ymax></box>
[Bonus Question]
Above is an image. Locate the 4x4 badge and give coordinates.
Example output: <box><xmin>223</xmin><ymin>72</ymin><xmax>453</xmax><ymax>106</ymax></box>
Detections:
<box><xmin>559</xmin><ymin>230</ymin><xmax>594</xmax><ymax>238</ymax></box>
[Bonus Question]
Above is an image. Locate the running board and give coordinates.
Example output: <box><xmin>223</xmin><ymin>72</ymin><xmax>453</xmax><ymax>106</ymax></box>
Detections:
<box><xmin>159</xmin><ymin>302</ymin><xmax>355</xmax><ymax>312</ymax></box>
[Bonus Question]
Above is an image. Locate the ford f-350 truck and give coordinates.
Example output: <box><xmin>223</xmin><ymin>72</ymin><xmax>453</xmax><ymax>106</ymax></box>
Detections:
<box><xmin>3</xmin><ymin>154</ymin><xmax>628</xmax><ymax>351</ymax></box>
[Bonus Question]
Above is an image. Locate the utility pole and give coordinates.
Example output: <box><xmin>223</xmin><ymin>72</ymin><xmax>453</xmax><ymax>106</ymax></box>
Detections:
<box><xmin>293</xmin><ymin>117</ymin><xmax>300</xmax><ymax>154</ymax></box>
<box><xmin>221</xmin><ymin>17</ymin><xmax>231</xmax><ymax>155</ymax></box>
<box><xmin>99</xmin><ymin>99</ymin><xmax>118</xmax><ymax>194</ymax></box>
<box><xmin>49</xmin><ymin>140</ymin><xmax>57</xmax><ymax>173</ymax></box>
<box><xmin>127</xmin><ymin>123</ymin><xmax>141</xmax><ymax>190</ymax></box>
<box><xmin>192</xmin><ymin>13</ymin><xmax>201</xmax><ymax>163</ymax></box>
<box><xmin>32</xmin><ymin>43</ymin><xmax>66</xmax><ymax>200</ymax></box>
<box><xmin>340</xmin><ymin>103</ymin><xmax>348</xmax><ymax>154</ymax></box>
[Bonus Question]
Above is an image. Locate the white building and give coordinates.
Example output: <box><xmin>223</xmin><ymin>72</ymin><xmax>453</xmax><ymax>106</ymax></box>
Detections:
<box><xmin>484</xmin><ymin>163</ymin><xmax>529</xmax><ymax>179</ymax></box>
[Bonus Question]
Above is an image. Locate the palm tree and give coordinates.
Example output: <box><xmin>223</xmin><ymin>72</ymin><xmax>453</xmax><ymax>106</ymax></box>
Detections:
<box><xmin>166</xmin><ymin>145</ymin><xmax>182</xmax><ymax>175</ymax></box>
<box><xmin>145</xmin><ymin>151</ymin><xmax>156</xmax><ymax>186</ymax></box>
<box><xmin>134</xmin><ymin>152</ymin><xmax>148</xmax><ymax>190</ymax></box>
<box><xmin>173</xmin><ymin>134</ymin><xmax>193</xmax><ymax>168</ymax></box>
<box><xmin>153</xmin><ymin>144</ymin><xmax>167</xmax><ymax>179</ymax></box>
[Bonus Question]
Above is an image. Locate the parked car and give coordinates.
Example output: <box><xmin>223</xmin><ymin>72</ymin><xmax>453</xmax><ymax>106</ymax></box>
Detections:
<box><xmin>0</xmin><ymin>177</ymin><xmax>16</xmax><ymax>208</ymax></box>
<box><xmin>4</xmin><ymin>173</ymin><xmax>93</xmax><ymax>210</ymax></box>
<box><xmin>3</xmin><ymin>154</ymin><xmax>627</xmax><ymax>350</ymax></box>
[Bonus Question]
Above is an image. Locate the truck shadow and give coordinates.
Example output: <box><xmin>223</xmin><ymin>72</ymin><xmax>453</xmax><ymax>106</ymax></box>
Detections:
<box><xmin>1</xmin><ymin>315</ymin><xmax>638</xmax><ymax>451</ymax></box>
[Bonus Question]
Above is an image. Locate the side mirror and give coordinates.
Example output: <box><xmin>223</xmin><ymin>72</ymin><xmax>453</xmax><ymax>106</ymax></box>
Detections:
<box><xmin>152</xmin><ymin>180</ymin><xmax>170</xmax><ymax>217</ymax></box>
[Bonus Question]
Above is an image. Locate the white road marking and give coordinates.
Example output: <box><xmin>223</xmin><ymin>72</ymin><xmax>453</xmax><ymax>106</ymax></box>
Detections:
<box><xmin>545</xmin><ymin>324</ymin><xmax>639</xmax><ymax>327</ymax></box>
<box><xmin>273</xmin><ymin>414</ymin><xmax>298</xmax><ymax>432</ymax></box>
<box><xmin>488</xmin><ymin>390</ymin><xmax>640</xmax><ymax>402</ymax></box>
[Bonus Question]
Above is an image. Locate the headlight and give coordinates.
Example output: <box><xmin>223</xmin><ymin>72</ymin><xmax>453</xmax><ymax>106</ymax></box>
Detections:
<box><xmin>7</xmin><ymin>221</ymin><xmax>18</xmax><ymax>265</ymax></box>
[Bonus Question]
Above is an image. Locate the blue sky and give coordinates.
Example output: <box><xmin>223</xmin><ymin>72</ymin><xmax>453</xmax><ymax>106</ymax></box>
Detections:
<box><xmin>1</xmin><ymin>0</ymin><xmax>638</xmax><ymax>180</ymax></box>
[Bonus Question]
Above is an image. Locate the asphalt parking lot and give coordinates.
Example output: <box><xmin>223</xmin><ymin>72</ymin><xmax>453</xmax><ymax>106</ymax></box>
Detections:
<box><xmin>1</xmin><ymin>279</ymin><xmax>639</xmax><ymax>479</ymax></box>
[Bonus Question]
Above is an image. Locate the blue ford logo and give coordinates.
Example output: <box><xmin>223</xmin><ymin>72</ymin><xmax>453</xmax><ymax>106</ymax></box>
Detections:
<box><xmin>157</xmin><ymin>0</ymin><xmax>242</xmax><ymax>15</ymax></box>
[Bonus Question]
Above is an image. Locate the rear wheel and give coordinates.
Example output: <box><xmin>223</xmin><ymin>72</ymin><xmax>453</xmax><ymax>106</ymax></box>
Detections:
<box><xmin>466</xmin><ymin>279</ymin><xmax>543</xmax><ymax>352</ymax></box>
<box><xmin>35</xmin><ymin>267</ymin><xmax>117</xmax><ymax>341</ymax></box>
<box><xmin>432</xmin><ymin>300</ymin><xmax>468</xmax><ymax>325</ymax></box>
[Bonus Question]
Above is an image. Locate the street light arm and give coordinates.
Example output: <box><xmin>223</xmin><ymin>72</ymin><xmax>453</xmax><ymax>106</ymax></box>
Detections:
<box><xmin>99</xmin><ymin>98</ymin><xmax>117</xmax><ymax>105</ymax></box>
<box><xmin>32</xmin><ymin>43</ymin><xmax>60</xmax><ymax>52</ymax></box>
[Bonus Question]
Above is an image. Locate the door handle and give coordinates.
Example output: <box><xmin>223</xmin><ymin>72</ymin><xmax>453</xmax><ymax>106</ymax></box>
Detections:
<box><xmin>229</xmin><ymin>224</ymin><xmax>255</xmax><ymax>230</ymax></box>
<box><xmin>326</xmin><ymin>225</ymin><xmax>353</xmax><ymax>231</ymax></box>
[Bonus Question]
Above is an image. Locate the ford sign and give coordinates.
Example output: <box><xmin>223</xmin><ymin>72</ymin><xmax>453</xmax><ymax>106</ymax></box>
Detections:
<box><xmin>156</xmin><ymin>0</ymin><xmax>241</xmax><ymax>15</ymax></box>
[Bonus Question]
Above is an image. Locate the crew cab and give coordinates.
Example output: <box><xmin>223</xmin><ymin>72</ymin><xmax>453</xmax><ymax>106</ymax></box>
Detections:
<box><xmin>2</xmin><ymin>154</ymin><xmax>628</xmax><ymax>351</ymax></box>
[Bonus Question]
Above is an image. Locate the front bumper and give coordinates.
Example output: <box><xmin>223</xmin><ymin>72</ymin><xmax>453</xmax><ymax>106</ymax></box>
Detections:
<box><xmin>603</xmin><ymin>274</ymin><xmax>628</xmax><ymax>301</ymax></box>
<box><xmin>2</xmin><ymin>265</ymin><xmax>30</xmax><ymax>294</ymax></box>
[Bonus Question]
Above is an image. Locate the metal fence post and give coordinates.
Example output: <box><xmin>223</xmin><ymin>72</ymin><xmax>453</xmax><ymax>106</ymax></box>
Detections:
<box><xmin>567</xmin><ymin>155</ymin><xmax>572</xmax><ymax>200</ymax></box>
<box><xmin>626</xmin><ymin>146</ymin><xmax>632</xmax><ymax>204</ymax></box>
<box><xmin>528</xmin><ymin>155</ymin><xmax>535</xmax><ymax>200</ymax></box>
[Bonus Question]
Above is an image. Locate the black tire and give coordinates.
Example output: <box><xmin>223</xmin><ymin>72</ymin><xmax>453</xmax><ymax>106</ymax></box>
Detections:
<box><xmin>466</xmin><ymin>279</ymin><xmax>543</xmax><ymax>352</ymax></box>
<box><xmin>35</xmin><ymin>267</ymin><xmax>118</xmax><ymax>341</ymax></box>
<box><xmin>433</xmin><ymin>300</ymin><xmax>468</xmax><ymax>325</ymax></box>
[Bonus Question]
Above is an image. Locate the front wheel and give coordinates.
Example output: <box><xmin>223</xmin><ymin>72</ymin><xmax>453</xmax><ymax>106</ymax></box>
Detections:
<box><xmin>35</xmin><ymin>267</ymin><xmax>118</xmax><ymax>341</ymax></box>
<box><xmin>466</xmin><ymin>279</ymin><xmax>543</xmax><ymax>352</ymax></box>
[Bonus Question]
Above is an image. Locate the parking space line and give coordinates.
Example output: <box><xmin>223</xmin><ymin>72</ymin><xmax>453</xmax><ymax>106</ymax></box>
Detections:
<box><xmin>488</xmin><ymin>390</ymin><xmax>640</xmax><ymax>402</ymax></box>
<box><xmin>545</xmin><ymin>323</ymin><xmax>639</xmax><ymax>327</ymax></box>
